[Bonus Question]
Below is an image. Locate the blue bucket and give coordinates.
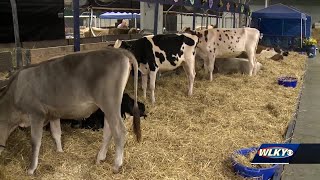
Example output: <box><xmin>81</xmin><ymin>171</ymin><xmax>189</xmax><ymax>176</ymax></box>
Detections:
<box><xmin>306</xmin><ymin>45</ymin><xmax>317</xmax><ymax>58</ymax></box>
<box><xmin>231</xmin><ymin>147</ymin><xmax>279</xmax><ymax>180</ymax></box>
<box><xmin>278</xmin><ymin>76</ymin><xmax>297</xmax><ymax>88</ymax></box>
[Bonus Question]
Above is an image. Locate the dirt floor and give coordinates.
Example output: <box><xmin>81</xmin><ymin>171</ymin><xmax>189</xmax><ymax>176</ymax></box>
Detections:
<box><xmin>0</xmin><ymin>52</ymin><xmax>307</xmax><ymax>180</ymax></box>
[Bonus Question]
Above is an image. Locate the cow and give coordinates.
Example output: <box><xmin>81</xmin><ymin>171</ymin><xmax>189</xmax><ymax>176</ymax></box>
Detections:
<box><xmin>182</xmin><ymin>27</ymin><xmax>260</xmax><ymax>81</ymax></box>
<box><xmin>195</xmin><ymin>25</ymin><xmax>217</xmax><ymax>31</ymax></box>
<box><xmin>114</xmin><ymin>33</ymin><xmax>199</xmax><ymax>104</ymax></box>
<box><xmin>179</xmin><ymin>25</ymin><xmax>217</xmax><ymax>34</ymax></box>
<box><xmin>256</xmin><ymin>45</ymin><xmax>289</xmax><ymax>60</ymax></box>
<box><xmin>67</xmin><ymin>93</ymin><xmax>147</xmax><ymax>131</ymax></box>
<box><xmin>235</xmin><ymin>45</ymin><xmax>289</xmax><ymax>61</ymax></box>
<box><xmin>0</xmin><ymin>47</ymin><xmax>141</xmax><ymax>175</ymax></box>
<box><xmin>82</xmin><ymin>27</ymin><xmax>144</xmax><ymax>37</ymax></box>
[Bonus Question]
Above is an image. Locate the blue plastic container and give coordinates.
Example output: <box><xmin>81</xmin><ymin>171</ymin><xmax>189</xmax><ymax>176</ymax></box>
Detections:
<box><xmin>306</xmin><ymin>45</ymin><xmax>317</xmax><ymax>58</ymax></box>
<box><xmin>278</xmin><ymin>76</ymin><xmax>297</xmax><ymax>88</ymax></box>
<box><xmin>231</xmin><ymin>147</ymin><xmax>279</xmax><ymax>180</ymax></box>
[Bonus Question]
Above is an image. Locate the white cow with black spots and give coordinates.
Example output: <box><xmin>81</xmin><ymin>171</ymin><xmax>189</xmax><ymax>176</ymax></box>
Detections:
<box><xmin>184</xmin><ymin>27</ymin><xmax>260</xmax><ymax>81</ymax></box>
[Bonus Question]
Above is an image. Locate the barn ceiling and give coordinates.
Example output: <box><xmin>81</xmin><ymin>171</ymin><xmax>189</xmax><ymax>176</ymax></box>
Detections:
<box><xmin>64</xmin><ymin>0</ymin><xmax>320</xmax><ymax>6</ymax></box>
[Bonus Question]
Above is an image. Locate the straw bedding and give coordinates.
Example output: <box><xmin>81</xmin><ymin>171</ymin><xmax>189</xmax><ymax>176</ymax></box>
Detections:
<box><xmin>0</xmin><ymin>52</ymin><xmax>307</xmax><ymax>179</ymax></box>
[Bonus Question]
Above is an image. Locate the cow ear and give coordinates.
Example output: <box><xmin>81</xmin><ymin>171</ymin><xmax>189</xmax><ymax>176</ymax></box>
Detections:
<box><xmin>114</xmin><ymin>39</ymin><xmax>122</xmax><ymax>48</ymax></box>
<box><xmin>196</xmin><ymin>32</ymin><xmax>203</xmax><ymax>38</ymax></box>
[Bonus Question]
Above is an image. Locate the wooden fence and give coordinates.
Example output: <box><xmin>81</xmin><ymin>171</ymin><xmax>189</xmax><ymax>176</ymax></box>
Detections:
<box><xmin>0</xmin><ymin>34</ymin><xmax>144</xmax><ymax>88</ymax></box>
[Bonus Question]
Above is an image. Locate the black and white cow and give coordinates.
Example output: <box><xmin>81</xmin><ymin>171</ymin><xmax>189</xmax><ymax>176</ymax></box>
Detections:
<box><xmin>65</xmin><ymin>93</ymin><xmax>147</xmax><ymax>131</ymax></box>
<box><xmin>114</xmin><ymin>33</ymin><xmax>199</xmax><ymax>104</ymax></box>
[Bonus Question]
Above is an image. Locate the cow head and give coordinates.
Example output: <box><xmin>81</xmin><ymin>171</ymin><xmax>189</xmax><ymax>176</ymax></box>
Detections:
<box><xmin>122</xmin><ymin>93</ymin><xmax>147</xmax><ymax>119</ymax></box>
<box><xmin>114</xmin><ymin>39</ymin><xmax>133</xmax><ymax>50</ymax></box>
<box><xmin>180</xmin><ymin>27</ymin><xmax>202</xmax><ymax>38</ymax></box>
<box><xmin>282</xmin><ymin>51</ymin><xmax>289</xmax><ymax>56</ymax></box>
<box><xmin>0</xmin><ymin>94</ymin><xmax>27</xmax><ymax>155</ymax></box>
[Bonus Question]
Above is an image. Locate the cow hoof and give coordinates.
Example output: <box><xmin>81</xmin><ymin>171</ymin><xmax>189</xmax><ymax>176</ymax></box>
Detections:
<box><xmin>112</xmin><ymin>165</ymin><xmax>122</xmax><ymax>174</ymax></box>
<box><xmin>57</xmin><ymin>149</ymin><xmax>64</xmax><ymax>153</ymax></box>
<box><xmin>96</xmin><ymin>160</ymin><xmax>102</xmax><ymax>165</ymax></box>
<box><xmin>27</xmin><ymin>169</ymin><xmax>35</xmax><ymax>175</ymax></box>
<box><xmin>96</xmin><ymin>154</ymin><xmax>106</xmax><ymax>165</ymax></box>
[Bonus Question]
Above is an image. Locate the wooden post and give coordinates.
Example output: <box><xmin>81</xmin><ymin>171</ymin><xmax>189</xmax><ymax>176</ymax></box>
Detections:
<box><xmin>10</xmin><ymin>0</ymin><xmax>22</xmax><ymax>68</ymax></box>
<box><xmin>73</xmin><ymin>0</ymin><xmax>80</xmax><ymax>52</ymax></box>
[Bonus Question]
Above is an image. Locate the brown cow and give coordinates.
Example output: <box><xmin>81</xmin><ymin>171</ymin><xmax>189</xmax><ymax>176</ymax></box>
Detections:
<box><xmin>0</xmin><ymin>47</ymin><xmax>140</xmax><ymax>175</ymax></box>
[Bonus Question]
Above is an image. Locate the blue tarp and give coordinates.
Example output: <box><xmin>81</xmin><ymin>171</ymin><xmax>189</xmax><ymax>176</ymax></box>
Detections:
<box><xmin>99</xmin><ymin>12</ymin><xmax>140</xmax><ymax>19</ymax></box>
<box><xmin>251</xmin><ymin>3</ymin><xmax>312</xmax><ymax>49</ymax></box>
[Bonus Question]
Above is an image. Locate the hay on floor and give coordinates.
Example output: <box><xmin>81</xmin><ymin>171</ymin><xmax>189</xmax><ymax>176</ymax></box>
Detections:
<box><xmin>0</xmin><ymin>52</ymin><xmax>307</xmax><ymax>179</ymax></box>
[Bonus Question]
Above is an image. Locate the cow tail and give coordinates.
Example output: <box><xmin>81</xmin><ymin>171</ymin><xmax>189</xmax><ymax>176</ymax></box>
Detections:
<box><xmin>127</xmin><ymin>51</ymin><xmax>141</xmax><ymax>142</ymax></box>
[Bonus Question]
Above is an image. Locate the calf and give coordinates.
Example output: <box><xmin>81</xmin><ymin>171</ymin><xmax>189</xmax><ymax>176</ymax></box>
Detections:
<box><xmin>256</xmin><ymin>45</ymin><xmax>289</xmax><ymax>60</ymax></box>
<box><xmin>114</xmin><ymin>33</ymin><xmax>199</xmax><ymax>104</ymax></box>
<box><xmin>183</xmin><ymin>27</ymin><xmax>260</xmax><ymax>81</ymax></box>
<box><xmin>213</xmin><ymin>58</ymin><xmax>263</xmax><ymax>75</ymax></box>
<box><xmin>0</xmin><ymin>47</ymin><xmax>140</xmax><ymax>175</ymax></box>
<box><xmin>67</xmin><ymin>93</ymin><xmax>147</xmax><ymax>131</ymax></box>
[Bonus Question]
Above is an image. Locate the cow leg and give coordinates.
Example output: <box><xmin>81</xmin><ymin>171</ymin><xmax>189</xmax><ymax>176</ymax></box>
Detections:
<box><xmin>182</xmin><ymin>61</ymin><xmax>196</xmax><ymax>96</ymax></box>
<box><xmin>96</xmin><ymin>117</ymin><xmax>112</xmax><ymax>164</ymax></box>
<box><xmin>102</xmin><ymin>111</ymin><xmax>125</xmax><ymax>173</ymax></box>
<box><xmin>203</xmin><ymin>58</ymin><xmax>209</xmax><ymax>74</ymax></box>
<box><xmin>141</xmin><ymin>74</ymin><xmax>148</xmax><ymax>99</ymax></box>
<box><xmin>111</xmin><ymin>116</ymin><xmax>125</xmax><ymax>174</ymax></box>
<box><xmin>247</xmin><ymin>52</ymin><xmax>255</xmax><ymax>76</ymax></box>
<box><xmin>50</xmin><ymin>119</ymin><xmax>63</xmax><ymax>152</ymax></box>
<box><xmin>208</xmin><ymin>56</ymin><xmax>216</xmax><ymax>81</ymax></box>
<box><xmin>149</xmin><ymin>70</ymin><xmax>158</xmax><ymax>104</ymax></box>
<box><xmin>252</xmin><ymin>58</ymin><xmax>258</xmax><ymax>75</ymax></box>
<box><xmin>28</xmin><ymin>115</ymin><xmax>45</xmax><ymax>175</ymax></box>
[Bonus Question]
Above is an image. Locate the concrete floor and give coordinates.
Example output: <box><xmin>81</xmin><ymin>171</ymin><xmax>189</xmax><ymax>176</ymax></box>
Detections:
<box><xmin>282</xmin><ymin>55</ymin><xmax>320</xmax><ymax>180</ymax></box>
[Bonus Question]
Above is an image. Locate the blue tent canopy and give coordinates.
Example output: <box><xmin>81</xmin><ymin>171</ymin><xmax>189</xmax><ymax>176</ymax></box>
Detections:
<box><xmin>252</xmin><ymin>4</ymin><xmax>307</xmax><ymax>20</ymax></box>
<box><xmin>99</xmin><ymin>12</ymin><xmax>140</xmax><ymax>19</ymax></box>
<box><xmin>251</xmin><ymin>3</ymin><xmax>312</xmax><ymax>49</ymax></box>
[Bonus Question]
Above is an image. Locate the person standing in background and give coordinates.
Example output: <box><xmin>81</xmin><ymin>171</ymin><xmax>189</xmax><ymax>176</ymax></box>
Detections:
<box><xmin>117</xmin><ymin>19</ymin><xmax>128</xmax><ymax>29</ymax></box>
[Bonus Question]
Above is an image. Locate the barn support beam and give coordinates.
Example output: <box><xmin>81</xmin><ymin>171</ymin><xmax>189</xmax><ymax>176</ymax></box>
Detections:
<box><xmin>216</xmin><ymin>12</ymin><xmax>219</xmax><ymax>28</ymax></box>
<box><xmin>73</xmin><ymin>0</ymin><xmax>80</xmax><ymax>52</ymax></box>
<box><xmin>206</xmin><ymin>11</ymin><xmax>209</xmax><ymax>29</ymax></box>
<box><xmin>233</xmin><ymin>13</ymin><xmax>236</xmax><ymax>28</ymax></box>
<box><xmin>154</xmin><ymin>1</ymin><xmax>159</xmax><ymax>35</ymax></box>
<box><xmin>10</xmin><ymin>0</ymin><xmax>22</xmax><ymax>68</ymax></box>
<box><xmin>192</xmin><ymin>12</ymin><xmax>196</xmax><ymax>30</ymax></box>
